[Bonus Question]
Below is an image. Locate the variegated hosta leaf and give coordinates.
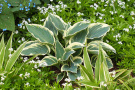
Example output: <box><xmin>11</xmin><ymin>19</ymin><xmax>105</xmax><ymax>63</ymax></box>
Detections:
<box><xmin>67</xmin><ymin>42</ymin><xmax>85</xmax><ymax>50</ymax></box>
<box><xmin>70</xmin><ymin>29</ymin><xmax>88</xmax><ymax>44</ymax></box>
<box><xmin>72</xmin><ymin>57</ymin><xmax>83</xmax><ymax>66</ymax></box>
<box><xmin>26</xmin><ymin>24</ymin><xmax>55</xmax><ymax>45</ymax></box>
<box><xmin>61</xmin><ymin>62</ymin><xmax>77</xmax><ymax>73</ymax></box>
<box><xmin>64</xmin><ymin>21</ymin><xmax>90</xmax><ymax>38</ymax></box>
<box><xmin>56</xmin><ymin>72</ymin><xmax>65</xmax><ymax>82</ymax></box>
<box><xmin>73</xmin><ymin>48</ymin><xmax>82</xmax><ymax>56</ymax></box>
<box><xmin>43</xmin><ymin>16</ymin><xmax>58</xmax><ymax>35</ymax></box>
<box><xmin>55</xmin><ymin>40</ymin><xmax>65</xmax><ymax>60</ymax></box>
<box><xmin>49</xmin><ymin>13</ymin><xmax>67</xmax><ymax>31</ymax></box>
<box><xmin>87</xmin><ymin>45</ymin><xmax>108</xmax><ymax>56</ymax></box>
<box><xmin>67</xmin><ymin>72</ymin><xmax>77</xmax><ymax>81</ymax></box>
<box><xmin>41</xmin><ymin>56</ymin><xmax>58</xmax><ymax>66</ymax></box>
<box><xmin>21</xmin><ymin>42</ymin><xmax>49</xmax><ymax>56</ymax></box>
<box><xmin>87</xmin><ymin>23</ymin><xmax>110</xmax><ymax>39</ymax></box>
<box><xmin>67</xmin><ymin>69</ymin><xmax>81</xmax><ymax>81</ymax></box>
<box><xmin>88</xmin><ymin>41</ymin><xmax>116</xmax><ymax>53</ymax></box>
<box><xmin>62</xmin><ymin>48</ymin><xmax>75</xmax><ymax>61</ymax></box>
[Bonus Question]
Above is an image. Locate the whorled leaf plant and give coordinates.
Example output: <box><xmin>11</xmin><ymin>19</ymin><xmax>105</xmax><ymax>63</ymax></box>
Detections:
<box><xmin>79</xmin><ymin>45</ymin><xmax>135</xmax><ymax>90</ymax></box>
<box><xmin>21</xmin><ymin>13</ymin><xmax>115</xmax><ymax>82</ymax></box>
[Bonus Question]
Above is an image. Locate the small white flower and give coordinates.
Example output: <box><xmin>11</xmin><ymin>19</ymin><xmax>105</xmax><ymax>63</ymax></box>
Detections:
<box><xmin>100</xmin><ymin>81</ymin><xmax>104</xmax><ymax>86</ymax></box>
<box><xmin>67</xmin><ymin>83</ymin><xmax>72</xmax><ymax>86</ymax></box>
<box><xmin>65</xmin><ymin>78</ymin><xmax>71</xmax><ymax>82</ymax></box>
<box><xmin>15</xmin><ymin>30</ymin><xmax>18</xmax><ymax>34</ymax></box>
<box><xmin>62</xmin><ymin>83</ymin><xmax>67</xmax><ymax>86</ymax></box>
<box><xmin>77</xmin><ymin>76</ymin><xmax>84</xmax><ymax>80</ymax></box>
<box><xmin>37</xmin><ymin>69</ymin><xmax>41</xmax><ymax>72</ymax></box>
<box><xmin>8</xmin><ymin>48</ymin><xmax>13</xmax><ymax>51</ymax></box>
<box><xmin>104</xmin><ymin>84</ymin><xmax>107</xmax><ymax>87</ymax></box>
<box><xmin>123</xmin><ymin>28</ymin><xmax>129</xmax><ymax>32</ymax></box>
<box><xmin>50</xmin><ymin>0</ymin><xmax>53</xmax><ymax>2</ymax></box>
<box><xmin>115</xmin><ymin>89</ymin><xmax>120</xmax><ymax>90</ymax></box>
<box><xmin>18</xmin><ymin>40</ymin><xmax>21</xmax><ymax>43</ymax></box>
<box><xmin>1</xmin><ymin>77</ymin><xmax>5</xmax><ymax>81</ymax></box>
<box><xmin>25</xmin><ymin>82</ymin><xmax>30</xmax><ymax>86</ymax></box>
<box><xmin>112</xmin><ymin>74</ymin><xmax>115</xmax><ymax>77</ymax></box>
<box><xmin>21</xmin><ymin>37</ymin><xmax>25</xmax><ymax>42</ymax></box>
<box><xmin>77</xmin><ymin>0</ymin><xmax>81</xmax><ymax>4</ymax></box>
<box><xmin>118</xmin><ymin>41</ymin><xmax>122</xmax><ymax>44</ymax></box>
<box><xmin>24</xmin><ymin>72</ymin><xmax>30</xmax><ymax>78</ymax></box>
<box><xmin>0</xmin><ymin>82</ymin><xmax>4</xmax><ymax>85</ymax></box>
<box><xmin>34</xmin><ymin>64</ymin><xmax>38</xmax><ymax>69</ymax></box>
<box><xmin>9</xmin><ymin>54</ymin><xmax>12</xmax><ymax>58</ymax></box>
<box><xmin>19</xmin><ymin>74</ymin><xmax>23</xmax><ymax>77</ymax></box>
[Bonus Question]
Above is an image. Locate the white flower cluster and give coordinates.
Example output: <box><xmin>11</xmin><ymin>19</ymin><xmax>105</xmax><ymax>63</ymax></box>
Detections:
<box><xmin>77</xmin><ymin>12</ymin><xmax>84</xmax><ymax>16</ymax></box>
<box><xmin>113</xmin><ymin>33</ymin><xmax>121</xmax><ymax>41</ymax></box>
<box><xmin>117</xmin><ymin>0</ymin><xmax>125</xmax><ymax>9</ymax></box>
<box><xmin>100</xmin><ymin>81</ymin><xmax>107</xmax><ymax>87</ymax></box>
<box><xmin>77</xmin><ymin>76</ymin><xmax>84</xmax><ymax>80</ymax></box>
<box><xmin>0</xmin><ymin>75</ymin><xmax>6</xmax><ymax>85</ymax></box>
<box><xmin>37</xmin><ymin>1</ymin><xmax>67</xmax><ymax>15</ymax></box>
<box><xmin>62</xmin><ymin>83</ymin><xmax>72</xmax><ymax>87</ymax></box>
<box><xmin>90</xmin><ymin>3</ymin><xmax>99</xmax><ymax>10</ymax></box>
<box><xmin>109</xmin><ymin>70</ymin><xmax>116</xmax><ymax>77</ymax></box>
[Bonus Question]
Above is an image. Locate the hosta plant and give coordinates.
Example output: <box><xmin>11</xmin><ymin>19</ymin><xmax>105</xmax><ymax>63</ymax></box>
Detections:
<box><xmin>0</xmin><ymin>33</ymin><xmax>27</xmax><ymax>75</ymax></box>
<box><xmin>21</xmin><ymin>13</ymin><xmax>115</xmax><ymax>81</ymax></box>
<box><xmin>79</xmin><ymin>45</ymin><xmax>135</xmax><ymax>90</ymax></box>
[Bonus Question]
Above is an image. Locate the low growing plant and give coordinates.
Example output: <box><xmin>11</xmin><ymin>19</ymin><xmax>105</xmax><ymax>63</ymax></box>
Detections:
<box><xmin>79</xmin><ymin>45</ymin><xmax>135</xmax><ymax>90</ymax></box>
<box><xmin>21</xmin><ymin>13</ymin><xmax>115</xmax><ymax>82</ymax></box>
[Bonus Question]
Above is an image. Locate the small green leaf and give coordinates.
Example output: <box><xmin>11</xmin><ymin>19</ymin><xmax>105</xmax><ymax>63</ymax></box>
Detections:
<box><xmin>72</xmin><ymin>57</ymin><xmax>83</xmax><ymax>66</ymax></box>
<box><xmin>42</xmin><ymin>56</ymin><xmax>58</xmax><ymax>66</ymax></box>
<box><xmin>62</xmin><ymin>48</ymin><xmax>75</xmax><ymax>61</ymax></box>
<box><xmin>79</xmin><ymin>80</ymin><xmax>99</xmax><ymax>88</ymax></box>
<box><xmin>61</xmin><ymin>62</ymin><xmax>77</xmax><ymax>73</ymax></box>
<box><xmin>56</xmin><ymin>72</ymin><xmax>65</xmax><ymax>82</ymax></box>
<box><xmin>26</xmin><ymin>24</ymin><xmax>55</xmax><ymax>45</ymax></box>
<box><xmin>87</xmin><ymin>23</ymin><xmax>110</xmax><ymax>39</ymax></box>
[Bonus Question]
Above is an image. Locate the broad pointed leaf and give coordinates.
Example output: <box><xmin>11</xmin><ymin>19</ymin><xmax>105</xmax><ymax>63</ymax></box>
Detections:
<box><xmin>43</xmin><ymin>16</ymin><xmax>58</xmax><ymax>35</ymax></box>
<box><xmin>42</xmin><ymin>56</ymin><xmax>58</xmax><ymax>66</ymax></box>
<box><xmin>55</xmin><ymin>40</ymin><xmax>65</xmax><ymax>59</ymax></box>
<box><xmin>26</xmin><ymin>24</ymin><xmax>55</xmax><ymax>45</ymax></box>
<box><xmin>49</xmin><ymin>13</ymin><xmax>67</xmax><ymax>30</ymax></box>
<box><xmin>87</xmin><ymin>23</ymin><xmax>110</xmax><ymax>39</ymax></box>
<box><xmin>21</xmin><ymin>43</ymin><xmax>49</xmax><ymax>56</ymax></box>
<box><xmin>67</xmin><ymin>42</ymin><xmax>84</xmax><ymax>50</ymax></box>
<box><xmin>79</xmin><ymin>80</ymin><xmax>99</xmax><ymax>88</ymax></box>
<box><xmin>64</xmin><ymin>21</ymin><xmax>89</xmax><ymax>37</ymax></box>
<box><xmin>70</xmin><ymin>29</ymin><xmax>88</xmax><ymax>44</ymax></box>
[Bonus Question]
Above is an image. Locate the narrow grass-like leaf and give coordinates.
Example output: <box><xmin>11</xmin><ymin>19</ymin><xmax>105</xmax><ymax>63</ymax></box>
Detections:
<box><xmin>83</xmin><ymin>47</ymin><xmax>94</xmax><ymax>79</ymax></box>
<box><xmin>5</xmin><ymin>42</ymin><xmax>27</xmax><ymax>71</ymax></box>
<box><xmin>4</xmin><ymin>33</ymin><xmax>13</xmax><ymax>66</ymax></box>
<box><xmin>0</xmin><ymin>45</ymin><xmax>5</xmax><ymax>70</ymax></box>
